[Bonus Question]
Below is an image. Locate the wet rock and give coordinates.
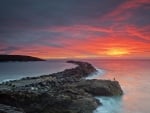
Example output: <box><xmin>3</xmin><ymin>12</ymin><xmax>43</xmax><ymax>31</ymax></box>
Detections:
<box><xmin>0</xmin><ymin>60</ymin><xmax>123</xmax><ymax>113</ymax></box>
<box><xmin>0</xmin><ymin>104</ymin><xmax>25</xmax><ymax>113</ymax></box>
<box><xmin>76</xmin><ymin>79</ymin><xmax>123</xmax><ymax>96</ymax></box>
<box><xmin>69</xmin><ymin>97</ymin><xmax>99</xmax><ymax>113</ymax></box>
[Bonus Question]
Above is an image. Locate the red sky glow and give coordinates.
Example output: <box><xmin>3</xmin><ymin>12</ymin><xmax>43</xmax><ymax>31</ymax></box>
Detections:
<box><xmin>0</xmin><ymin>0</ymin><xmax>150</xmax><ymax>59</ymax></box>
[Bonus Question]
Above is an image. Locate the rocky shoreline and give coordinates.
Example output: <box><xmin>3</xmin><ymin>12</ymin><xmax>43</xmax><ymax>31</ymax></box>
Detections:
<box><xmin>0</xmin><ymin>60</ymin><xmax>123</xmax><ymax>113</ymax></box>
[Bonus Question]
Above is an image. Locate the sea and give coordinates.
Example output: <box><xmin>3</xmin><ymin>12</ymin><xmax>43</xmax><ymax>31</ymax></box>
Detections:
<box><xmin>0</xmin><ymin>59</ymin><xmax>150</xmax><ymax>113</ymax></box>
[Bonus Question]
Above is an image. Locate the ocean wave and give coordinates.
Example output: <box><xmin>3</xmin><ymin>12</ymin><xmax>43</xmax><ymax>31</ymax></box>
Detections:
<box><xmin>85</xmin><ymin>68</ymin><xmax>105</xmax><ymax>80</ymax></box>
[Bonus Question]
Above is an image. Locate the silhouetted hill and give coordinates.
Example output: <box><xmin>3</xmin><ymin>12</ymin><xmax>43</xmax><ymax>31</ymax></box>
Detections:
<box><xmin>0</xmin><ymin>55</ymin><xmax>45</xmax><ymax>62</ymax></box>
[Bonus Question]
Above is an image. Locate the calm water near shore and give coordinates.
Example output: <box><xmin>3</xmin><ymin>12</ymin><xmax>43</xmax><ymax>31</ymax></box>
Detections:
<box><xmin>0</xmin><ymin>59</ymin><xmax>75</xmax><ymax>82</ymax></box>
<box><xmin>0</xmin><ymin>59</ymin><xmax>150</xmax><ymax>113</ymax></box>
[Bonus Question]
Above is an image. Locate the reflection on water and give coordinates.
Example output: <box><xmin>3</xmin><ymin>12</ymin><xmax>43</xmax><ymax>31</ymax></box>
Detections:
<box><xmin>83</xmin><ymin>59</ymin><xmax>150</xmax><ymax>113</ymax></box>
<box><xmin>0</xmin><ymin>60</ymin><xmax>75</xmax><ymax>82</ymax></box>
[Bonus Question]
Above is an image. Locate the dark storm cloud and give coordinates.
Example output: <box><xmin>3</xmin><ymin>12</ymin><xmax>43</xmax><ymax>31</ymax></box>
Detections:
<box><xmin>128</xmin><ymin>6</ymin><xmax>150</xmax><ymax>26</ymax></box>
<box><xmin>0</xmin><ymin>0</ymin><xmax>124</xmax><ymax>27</ymax></box>
<box><xmin>0</xmin><ymin>0</ymin><xmax>124</xmax><ymax>47</ymax></box>
<box><xmin>0</xmin><ymin>0</ymin><xmax>149</xmax><ymax>58</ymax></box>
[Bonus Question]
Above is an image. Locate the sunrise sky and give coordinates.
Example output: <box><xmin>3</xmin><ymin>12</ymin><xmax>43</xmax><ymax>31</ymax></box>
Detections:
<box><xmin>0</xmin><ymin>0</ymin><xmax>150</xmax><ymax>59</ymax></box>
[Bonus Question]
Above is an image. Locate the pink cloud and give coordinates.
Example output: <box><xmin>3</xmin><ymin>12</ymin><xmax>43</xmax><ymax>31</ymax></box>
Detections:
<box><xmin>126</xmin><ymin>25</ymin><xmax>150</xmax><ymax>41</ymax></box>
<box><xmin>100</xmin><ymin>0</ymin><xmax>150</xmax><ymax>22</ymax></box>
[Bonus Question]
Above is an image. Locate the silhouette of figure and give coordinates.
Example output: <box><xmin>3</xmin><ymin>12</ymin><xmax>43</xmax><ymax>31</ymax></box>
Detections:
<box><xmin>113</xmin><ymin>77</ymin><xmax>116</xmax><ymax>81</ymax></box>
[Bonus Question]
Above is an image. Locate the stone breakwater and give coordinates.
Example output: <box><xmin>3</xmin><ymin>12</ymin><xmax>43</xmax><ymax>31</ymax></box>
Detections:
<box><xmin>0</xmin><ymin>60</ymin><xmax>123</xmax><ymax>113</ymax></box>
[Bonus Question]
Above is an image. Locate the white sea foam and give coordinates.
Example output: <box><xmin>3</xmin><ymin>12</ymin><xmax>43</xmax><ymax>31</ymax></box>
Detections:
<box><xmin>85</xmin><ymin>68</ymin><xmax>105</xmax><ymax>80</ymax></box>
<box><xmin>93</xmin><ymin>96</ymin><xmax>123</xmax><ymax>113</ymax></box>
<box><xmin>1</xmin><ymin>79</ymin><xmax>16</xmax><ymax>83</ymax></box>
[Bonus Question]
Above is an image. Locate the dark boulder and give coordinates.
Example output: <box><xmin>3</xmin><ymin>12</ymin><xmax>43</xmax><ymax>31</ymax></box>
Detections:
<box><xmin>76</xmin><ymin>79</ymin><xmax>123</xmax><ymax>96</ymax></box>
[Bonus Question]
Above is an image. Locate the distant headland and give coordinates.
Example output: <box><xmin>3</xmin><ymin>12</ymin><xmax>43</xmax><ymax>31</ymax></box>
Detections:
<box><xmin>0</xmin><ymin>55</ymin><xmax>45</xmax><ymax>62</ymax></box>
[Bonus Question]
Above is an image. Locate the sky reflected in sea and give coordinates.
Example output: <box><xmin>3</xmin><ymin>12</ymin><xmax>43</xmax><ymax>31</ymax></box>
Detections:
<box><xmin>84</xmin><ymin>59</ymin><xmax>150</xmax><ymax>113</ymax></box>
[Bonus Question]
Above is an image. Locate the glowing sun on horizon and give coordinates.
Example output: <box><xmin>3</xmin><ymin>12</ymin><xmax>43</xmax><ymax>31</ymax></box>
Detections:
<box><xmin>106</xmin><ymin>48</ymin><xmax>129</xmax><ymax>56</ymax></box>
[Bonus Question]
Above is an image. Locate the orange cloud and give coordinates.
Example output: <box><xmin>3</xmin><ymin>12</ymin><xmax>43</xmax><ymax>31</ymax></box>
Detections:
<box><xmin>3</xmin><ymin>23</ymin><xmax>149</xmax><ymax>59</ymax></box>
<box><xmin>126</xmin><ymin>25</ymin><xmax>150</xmax><ymax>41</ymax></box>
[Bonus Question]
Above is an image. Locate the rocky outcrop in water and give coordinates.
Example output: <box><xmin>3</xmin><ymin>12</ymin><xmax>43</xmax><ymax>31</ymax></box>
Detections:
<box><xmin>76</xmin><ymin>79</ymin><xmax>123</xmax><ymax>96</ymax></box>
<box><xmin>0</xmin><ymin>60</ymin><xmax>123</xmax><ymax>113</ymax></box>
